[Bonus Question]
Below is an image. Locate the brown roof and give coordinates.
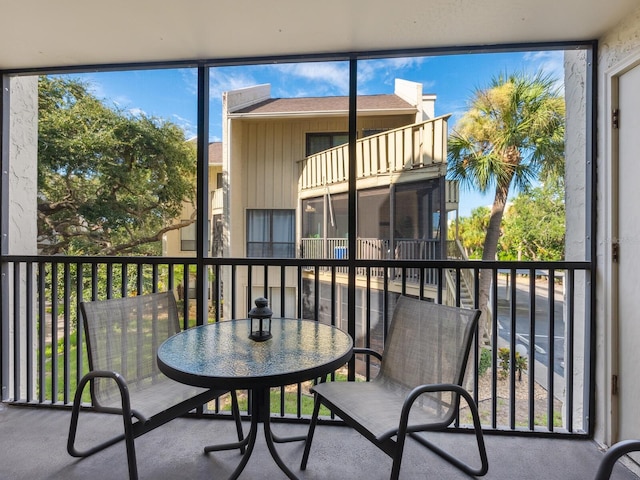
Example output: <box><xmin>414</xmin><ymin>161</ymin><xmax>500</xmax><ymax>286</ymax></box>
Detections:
<box><xmin>232</xmin><ymin>94</ymin><xmax>415</xmax><ymax>115</ymax></box>
<box><xmin>208</xmin><ymin>142</ymin><xmax>222</xmax><ymax>165</ymax></box>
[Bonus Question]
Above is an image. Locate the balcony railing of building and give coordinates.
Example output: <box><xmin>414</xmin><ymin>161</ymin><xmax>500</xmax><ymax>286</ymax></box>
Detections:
<box><xmin>211</xmin><ymin>187</ymin><xmax>223</xmax><ymax>213</ymax></box>
<box><xmin>300</xmin><ymin>237</ymin><xmax>443</xmax><ymax>283</ymax></box>
<box><xmin>1</xmin><ymin>255</ymin><xmax>591</xmax><ymax>438</ymax></box>
<box><xmin>298</xmin><ymin>116</ymin><xmax>452</xmax><ymax>192</ymax></box>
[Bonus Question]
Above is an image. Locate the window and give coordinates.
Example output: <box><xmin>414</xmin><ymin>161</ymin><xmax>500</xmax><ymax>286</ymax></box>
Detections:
<box><xmin>327</xmin><ymin>193</ymin><xmax>348</xmax><ymax>238</ymax></box>
<box><xmin>306</xmin><ymin>132</ymin><xmax>349</xmax><ymax>156</ymax></box>
<box><xmin>302</xmin><ymin>198</ymin><xmax>325</xmax><ymax>238</ymax></box>
<box><xmin>180</xmin><ymin>221</ymin><xmax>196</xmax><ymax>251</ymax></box>
<box><xmin>393</xmin><ymin>181</ymin><xmax>442</xmax><ymax>240</ymax></box>
<box><xmin>247</xmin><ymin>209</ymin><xmax>295</xmax><ymax>257</ymax></box>
<box><xmin>357</xmin><ymin>188</ymin><xmax>390</xmax><ymax>240</ymax></box>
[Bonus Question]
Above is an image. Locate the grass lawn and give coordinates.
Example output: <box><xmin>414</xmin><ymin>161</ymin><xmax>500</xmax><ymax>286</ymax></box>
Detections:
<box><xmin>43</xmin><ymin>332</ymin><xmax>91</xmax><ymax>403</ymax></box>
<box><xmin>221</xmin><ymin>372</ymin><xmax>351</xmax><ymax>417</ymax></box>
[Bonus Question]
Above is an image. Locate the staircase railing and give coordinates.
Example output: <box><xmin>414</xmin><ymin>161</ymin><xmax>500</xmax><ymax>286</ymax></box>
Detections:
<box><xmin>444</xmin><ymin>239</ymin><xmax>476</xmax><ymax>308</ymax></box>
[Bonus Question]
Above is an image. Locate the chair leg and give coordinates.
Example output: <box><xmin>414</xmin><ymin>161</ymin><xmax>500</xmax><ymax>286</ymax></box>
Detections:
<box><xmin>67</xmin><ymin>378</ymin><xmax>87</xmax><ymax>457</ymax></box>
<box><xmin>390</xmin><ymin>430</ymin><xmax>408</xmax><ymax>480</ymax></box>
<box><xmin>409</xmin><ymin>390</ymin><xmax>488</xmax><ymax>477</ymax></box>
<box><xmin>67</xmin><ymin>376</ymin><xmax>126</xmax><ymax>458</ymax></box>
<box><xmin>67</xmin><ymin>373</ymin><xmax>140</xmax><ymax>480</ymax></box>
<box><xmin>122</xmin><ymin>416</ymin><xmax>139</xmax><ymax>480</ymax></box>
<box><xmin>300</xmin><ymin>394</ymin><xmax>322</xmax><ymax>470</ymax></box>
<box><xmin>230</xmin><ymin>390</ymin><xmax>246</xmax><ymax>454</ymax></box>
<box><xmin>116</xmin><ymin>382</ymin><xmax>139</xmax><ymax>480</ymax></box>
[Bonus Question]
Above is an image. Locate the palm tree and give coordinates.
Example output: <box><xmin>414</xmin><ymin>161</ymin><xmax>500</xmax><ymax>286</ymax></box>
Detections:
<box><xmin>448</xmin><ymin>70</ymin><xmax>565</xmax><ymax>343</ymax></box>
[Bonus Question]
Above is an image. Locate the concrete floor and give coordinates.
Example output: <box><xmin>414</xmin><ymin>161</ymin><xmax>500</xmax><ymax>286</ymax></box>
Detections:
<box><xmin>1</xmin><ymin>402</ymin><xmax>638</xmax><ymax>480</ymax></box>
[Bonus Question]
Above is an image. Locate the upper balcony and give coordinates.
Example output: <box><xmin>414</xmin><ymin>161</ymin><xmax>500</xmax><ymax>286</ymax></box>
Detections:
<box><xmin>211</xmin><ymin>187</ymin><xmax>223</xmax><ymax>215</ymax></box>
<box><xmin>297</xmin><ymin>116</ymin><xmax>457</xmax><ymax>209</ymax></box>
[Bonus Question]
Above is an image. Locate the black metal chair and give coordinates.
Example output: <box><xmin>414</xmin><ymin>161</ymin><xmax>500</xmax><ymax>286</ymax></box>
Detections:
<box><xmin>301</xmin><ymin>295</ymin><xmax>488</xmax><ymax>479</ymax></box>
<box><xmin>595</xmin><ymin>440</ymin><xmax>640</xmax><ymax>480</ymax></box>
<box><xmin>67</xmin><ymin>291</ymin><xmax>244</xmax><ymax>480</ymax></box>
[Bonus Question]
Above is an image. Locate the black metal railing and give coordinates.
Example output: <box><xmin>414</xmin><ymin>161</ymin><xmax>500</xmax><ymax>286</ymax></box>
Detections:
<box><xmin>1</xmin><ymin>255</ymin><xmax>591</xmax><ymax>436</ymax></box>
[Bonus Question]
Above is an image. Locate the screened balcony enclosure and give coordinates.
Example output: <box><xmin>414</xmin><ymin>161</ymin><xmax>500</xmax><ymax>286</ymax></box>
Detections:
<box><xmin>4</xmin><ymin>0</ymin><xmax>640</xmax><ymax>474</ymax></box>
<box><xmin>4</xmin><ymin>49</ymin><xmax>592</xmax><ymax>429</ymax></box>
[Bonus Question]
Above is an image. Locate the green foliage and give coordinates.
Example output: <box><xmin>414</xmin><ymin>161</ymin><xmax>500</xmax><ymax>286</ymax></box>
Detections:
<box><xmin>499</xmin><ymin>183</ymin><xmax>565</xmax><ymax>261</ymax></box>
<box><xmin>38</xmin><ymin>76</ymin><xmax>197</xmax><ymax>256</ymax></box>
<box><xmin>44</xmin><ymin>262</ymin><xmax>185</xmax><ymax>331</ymax></box>
<box><xmin>497</xmin><ymin>347</ymin><xmax>528</xmax><ymax>381</ymax></box>
<box><xmin>456</xmin><ymin>184</ymin><xmax>565</xmax><ymax>261</ymax></box>
<box><xmin>478</xmin><ymin>347</ymin><xmax>492</xmax><ymax>376</ymax></box>
<box><xmin>456</xmin><ymin>206</ymin><xmax>491</xmax><ymax>259</ymax></box>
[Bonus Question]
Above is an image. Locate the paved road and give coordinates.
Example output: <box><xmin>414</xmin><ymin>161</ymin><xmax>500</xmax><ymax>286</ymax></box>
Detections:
<box><xmin>495</xmin><ymin>273</ymin><xmax>566</xmax><ymax>378</ymax></box>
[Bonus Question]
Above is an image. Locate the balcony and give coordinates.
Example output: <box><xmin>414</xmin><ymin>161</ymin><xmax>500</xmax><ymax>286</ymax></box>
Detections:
<box><xmin>297</xmin><ymin>116</ymin><xmax>455</xmax><ymax>199</ymax></box>
<box><xmin>2</xmin><ymin>255</ymin><xmax>635</xmax><ymax>478</ymax></box>
<box><xmin>211</xmin><ymin>187</ymin><xmax>224</xmax><ymax>214</ymax></box>
<box><xmin>2</xmin><ymin>255</ymin><xmax>586</xmax><ymax>426</ymax></box>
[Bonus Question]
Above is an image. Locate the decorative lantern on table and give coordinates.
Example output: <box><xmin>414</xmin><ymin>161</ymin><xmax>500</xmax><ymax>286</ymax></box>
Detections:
<box><xmin>248</xmin><ymin>297</ymin><xmax>273</xmax><ymax>341</ymax></box>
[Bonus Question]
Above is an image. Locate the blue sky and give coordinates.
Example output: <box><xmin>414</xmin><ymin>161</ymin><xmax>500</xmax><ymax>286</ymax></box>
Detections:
<box><xmin>68</xmin><ymin>50</ymin><xmax>565</xmax><ymax>217</ymax></box>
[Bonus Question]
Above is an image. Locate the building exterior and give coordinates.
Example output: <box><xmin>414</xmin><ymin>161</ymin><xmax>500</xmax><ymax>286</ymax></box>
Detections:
<box><xmin>163</xmin><ymin>142</ymin><xmax>224</xmax><ymax>260</ymax></box>
<box><xmin>197</xmin><ymin>79</ymin><xmax>459</xmax><ymax>333</ymax></box>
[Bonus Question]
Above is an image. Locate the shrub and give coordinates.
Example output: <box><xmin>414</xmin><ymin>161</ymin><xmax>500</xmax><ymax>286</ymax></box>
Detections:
<box><xmin>479</xmin><ymin>347</ymin><xmax>492</xmax><ymax>376</ymax></box>
<box><xmin>497</xmin><ymin>346</ymin><xmax>528</xmax><ymax>381</ymax></box>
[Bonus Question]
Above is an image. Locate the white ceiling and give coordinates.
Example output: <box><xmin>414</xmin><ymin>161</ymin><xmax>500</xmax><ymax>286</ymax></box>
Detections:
<box><xmin>2</xmin><ymin>0</ymin><xmax>639</xmax><ymax>71</ymax></box>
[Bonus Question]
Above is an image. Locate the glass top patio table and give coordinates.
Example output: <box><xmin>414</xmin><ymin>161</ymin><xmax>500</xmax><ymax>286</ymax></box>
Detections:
<box><xmin>156</xmin><ymin>317</ymin><xmax>353</xmax><ymax>480</ymax></box>
<box><xmin>157</xmin><ymin>318</ymin><xmax>353</xmax><ymax>389</ymax></box>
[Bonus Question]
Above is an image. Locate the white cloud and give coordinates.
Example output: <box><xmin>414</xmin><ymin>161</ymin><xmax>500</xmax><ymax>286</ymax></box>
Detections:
<box><xmin>273</xmin><ymin>62</ymin><xmax>350</xmax><ymax>95</ymax></box>
<box><xmin>357</xmin><ymin>57</ymin><xmax>429</xmax><ymax>94</ymax></box>
<box><xmin>209</xmin><ymin>69</ymin><xmax>259</xmax><ymax>102</ymax></box>
<box><xmin>128</xmin><ymin>107</ymin><xmax>146</xmax><ymax>117</ymax></box>
<box><xmin>171</xmin><ymin>113</ymin><xmax>197</xmax><ymax>138</ymax></box>
<box><xmin>523</xmin><ymin>50</ymin><xmax>565</xmax><ymax>89</ymax></box>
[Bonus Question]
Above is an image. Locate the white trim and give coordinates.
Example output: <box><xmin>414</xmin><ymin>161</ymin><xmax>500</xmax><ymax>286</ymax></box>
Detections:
<box><xmin>602</xmin><ymin>45</ymin><xmax>640</xmax><ymax>445</ymax></box>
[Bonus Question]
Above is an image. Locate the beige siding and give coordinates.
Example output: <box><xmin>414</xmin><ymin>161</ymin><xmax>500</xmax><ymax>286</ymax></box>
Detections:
<box><xmin>234</xmin><ymin>115</ymin><xmax>414</xmax><ymax>212</ymax></box>
<box><xmin>163</xmin><ymin>165</ymin><xmax>221</xmax><ymax>257</ymax></box>
<box><xmin>225</xmin><ymin>114</ymin><xmax>417</xmax><ymax>259</ymax></box>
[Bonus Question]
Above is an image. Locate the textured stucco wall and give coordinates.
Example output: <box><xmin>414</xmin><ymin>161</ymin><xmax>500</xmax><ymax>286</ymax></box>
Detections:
<box><xmin>595</xmin><ymin>4</ymin><xmax>640</xmax><ymax>445</ymax></box>
<box><xmin>563</xmin><ymin>48</ymin><xmax>588</xmax><ymax>432</ymax></box>
<box><xmin>2</xmin><ymin>75</ymin><xmax>38</xmax><ymax>401</ymax></box>
<box><xmin>7</xmin><ymin>76</ymin><xmax>38</xmax><ymax>255</ymax></box>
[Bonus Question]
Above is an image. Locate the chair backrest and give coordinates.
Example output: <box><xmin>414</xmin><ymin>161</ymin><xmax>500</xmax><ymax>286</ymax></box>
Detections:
<box><xmin>80</xmin><ymin>291</ymin><xmax>180</xmax><ymax>406</ymax></box>
<box><xmin>378</xmin><ymin>296</ymin><xmax>480</xmax><ymax>417</ymax></box>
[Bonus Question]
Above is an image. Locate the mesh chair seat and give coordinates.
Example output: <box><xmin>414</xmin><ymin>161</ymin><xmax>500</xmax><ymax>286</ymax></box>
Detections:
<box><xmin>313</xmin><ymin>379</ymin><xmax>454</xmax><ymax>441</ymax></box>
<box><xmin>302</xmin><ymin>295</ymin><xmax>488</xmax><ymax>479</ymax></box>
<box><xmin>96</xmin><ymin>376</ymin><xmax>228</xmax><ymax>422</ymax></box>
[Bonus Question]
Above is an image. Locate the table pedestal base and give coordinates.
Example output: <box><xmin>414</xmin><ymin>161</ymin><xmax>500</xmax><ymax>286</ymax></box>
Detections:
<box><xmin>204</xmin><ymin>388</ymin><xmax>307</xmax><ymax>480</ymax></box>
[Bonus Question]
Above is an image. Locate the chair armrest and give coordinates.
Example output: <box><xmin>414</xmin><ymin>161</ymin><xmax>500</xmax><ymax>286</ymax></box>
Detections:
<box><xmin>353</xmin><ymin>347</ymin><xmax>383</xmax><ymax>361</ymax></box>
<box><xmin>75</xmin><ymin>370</ymin><xmax>142</xmax><ymax>420</ymax></box>
<box><xmin>82</xmin><ymin>369</ymin><xmax>127</xmax><ymax>385</ymax></box>
<box><xmin>400</xmin><ymin>383</ymin><xmax>475</xmax><ymax>426</ymax></box>
<box><xmin>403</xmin><ymin>383</ymin><xmax>472</xmax><ymax>405</ymax></box>
<box><xmin>595</xmin><ymin>440</ymin><xmax>640</xmax><ymax>480</ymax></box>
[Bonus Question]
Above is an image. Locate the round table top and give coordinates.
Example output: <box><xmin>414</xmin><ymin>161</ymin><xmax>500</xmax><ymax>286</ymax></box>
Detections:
<box><xmin>157</xmin><ymin>318</ymin><xmax>353</xmax><ymax>389</ymax></box>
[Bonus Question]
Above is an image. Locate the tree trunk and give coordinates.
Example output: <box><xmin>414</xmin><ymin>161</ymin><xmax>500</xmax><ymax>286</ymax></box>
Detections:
<box><xmin>477</xmin><ymin>182</ymin><xmax>510</xmax><ymax>345</ymax></box>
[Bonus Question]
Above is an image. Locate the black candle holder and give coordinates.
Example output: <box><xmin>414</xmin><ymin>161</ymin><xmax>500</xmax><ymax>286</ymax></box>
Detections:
<box><xmin>248</xmin><ymin>297</ymin><xmax>272</xmax><ymax>341</ymax></box>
